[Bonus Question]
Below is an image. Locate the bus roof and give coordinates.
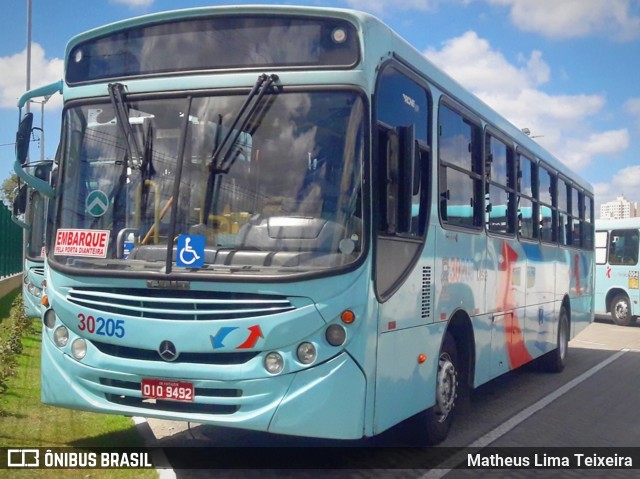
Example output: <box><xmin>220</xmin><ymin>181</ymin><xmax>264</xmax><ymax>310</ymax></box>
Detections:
<box><xmin>63</xmin><ymin>4</ymin><xmax>591</xmax><ymax>194</ymax></box>
<box><xmin>596</xmin><ymin>218</ymin><xmax>640</xmax><ymax>230</ymax></box>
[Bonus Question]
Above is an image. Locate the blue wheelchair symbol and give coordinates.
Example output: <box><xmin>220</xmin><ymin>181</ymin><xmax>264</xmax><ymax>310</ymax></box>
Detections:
<box><xmin>176</xmin><ymin>235</ymin><xmax>205</xmax><ymax>268</ymax></box>
<box><xmin>123</xmin><ymin>241</ymin><xmax>134</xmax><ymax>259</ymax></box>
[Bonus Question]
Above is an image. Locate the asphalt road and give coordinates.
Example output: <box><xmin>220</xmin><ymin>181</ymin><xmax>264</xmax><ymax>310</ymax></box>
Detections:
<box><xmin>142</xmin><ymin>315</ymin><xmax>640</xmax><ymax>478</ymax></box>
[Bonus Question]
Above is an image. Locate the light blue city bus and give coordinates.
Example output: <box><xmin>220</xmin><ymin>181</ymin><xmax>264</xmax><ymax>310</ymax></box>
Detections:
<box><xmin>595</xmin><ymin>218</ymin><xmax>640</xmax><ymax>326</ymax></box>
<box><xmin>12</xmin><ymin>156</ymin><xmax>53</xmax><ymax>318</ymax></box>
<box><xmin>14</xmin><ymin>5</ymin><xmax>594</xmax><ymax>444</ymax></box>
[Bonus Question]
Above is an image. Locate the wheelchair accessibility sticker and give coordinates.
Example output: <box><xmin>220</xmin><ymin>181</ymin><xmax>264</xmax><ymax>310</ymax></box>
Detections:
<box><xmin>176</xmin><ymin>235</ymin><xmax>205</xmax><ymax>268</ymax></box>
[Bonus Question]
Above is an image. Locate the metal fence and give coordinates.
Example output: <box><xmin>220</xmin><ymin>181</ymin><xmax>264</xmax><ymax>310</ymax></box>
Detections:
<box><xmin>0</xmin><ymin>202</ymin><xmax>23</xmax><ymax>277</ymax></box>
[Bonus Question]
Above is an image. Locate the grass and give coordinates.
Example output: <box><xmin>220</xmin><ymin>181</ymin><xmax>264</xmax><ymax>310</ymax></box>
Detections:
<box><xmin>0</xmin><ymin>290</ymin><xmax>158</xmax><ymax>478</ymax></box>
<box><xmin>0</xmin><ymin>288</ymin><xmax>19</xmax><ymax>321</ymax></box>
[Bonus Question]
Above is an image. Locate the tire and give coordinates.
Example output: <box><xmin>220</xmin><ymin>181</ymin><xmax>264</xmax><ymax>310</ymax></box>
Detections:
<box><xmin>539</xmin><ymin>306</ymin><xmax>569</xmax><ymax>373</ymax></box>
<box><xmin>610</xmin><ymin>294</ymin><xmax>633</xmax><ymax>326</ymax></box>
<box><xmin>423</xmin><ymin>333</ymin><xmax>458</xmax><ymax>445</ymax></box>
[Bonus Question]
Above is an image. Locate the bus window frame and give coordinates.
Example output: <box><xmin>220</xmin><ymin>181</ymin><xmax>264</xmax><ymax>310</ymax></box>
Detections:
<box><xmin>437</xmin><ymin>97</ymin><xmax>484</xmax><ymax>233</ymax></box>
<box><xmin>516</xmin><ymin>148</ymin><xmax>539</xmax><ymax>242</ymax></box>
<box><xmin>483</xmin><ymin>126</ymin><xmax>516</xmax><ymax>238</ymax></box>
<box><xmin>537</xmin><ymin>161</ymin><xmax>557</xmax><ymax>245</ymax></box>
<box><xmin>607</xmin><ymin>228</ymin><xmax>639</xmax><ymax>266</ymax></box>
<box><xmin>372</xmin><ymin>59</ymin><xmax>432</xmax><ymax>301</ymax></box>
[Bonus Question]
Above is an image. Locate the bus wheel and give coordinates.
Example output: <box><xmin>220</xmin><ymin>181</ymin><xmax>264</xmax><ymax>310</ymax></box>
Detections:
<box><xmin>611</xmin><ymin>294</ymin><xmax>633</xmax><ymax>326</ymax></box>
<box><xmin>424</xmin><ymin>333</ymin><xmax>458</xmax><ymax>445</ymax></box>
<box><xmin>539</xmin><ymin>306</ymin><xmax>569</xmax><ymax>373</ymax></box>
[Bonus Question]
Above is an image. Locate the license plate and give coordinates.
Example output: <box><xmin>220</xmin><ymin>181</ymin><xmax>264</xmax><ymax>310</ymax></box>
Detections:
<box><xmin>141</xmin><ymin>379</ymin><xmax>194</xmax><ymax>402</ymax></box>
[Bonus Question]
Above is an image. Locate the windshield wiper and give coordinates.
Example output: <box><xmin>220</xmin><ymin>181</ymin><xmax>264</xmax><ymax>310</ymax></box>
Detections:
<box><xmin>139</xmin><ymin>119</ymin><xmax>156</xmax><ymax>221</ymax></box>
<box><xmin>201</xmin><ymin>73</ymin><xmax>278</xmax><ymax>225</ymax></box>
<box><xmin>108</xmin><ymin>82</ymin><xmax>143</xmax><ymax>169</ymax></box>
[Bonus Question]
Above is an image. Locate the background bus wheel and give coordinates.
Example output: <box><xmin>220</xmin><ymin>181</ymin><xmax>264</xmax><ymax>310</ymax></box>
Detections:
<box><xmin>423</xmin><ymin>333</ymin><xmax>458</xmax><ymax>445</ymax></box>
<box><xmin>539</xmin><ymin>306</ymin><xmax>569</xmax><ymax>373</ymax></box>
<box><xmin>611</xmin><ymin>294</ymin><xmax>633</xmax><ymax>326</ymax></box>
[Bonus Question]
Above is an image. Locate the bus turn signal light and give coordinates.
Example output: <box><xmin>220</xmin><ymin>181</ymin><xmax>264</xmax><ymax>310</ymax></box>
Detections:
<box><xmin>418</xmin><ymin>354</ymin><xmax>427</xmax><ymax>364</ymax></box>
<box><xmin>341</xmin><ymin>310</ymin><xmax>355</xmax><ymax>324</ymax></box>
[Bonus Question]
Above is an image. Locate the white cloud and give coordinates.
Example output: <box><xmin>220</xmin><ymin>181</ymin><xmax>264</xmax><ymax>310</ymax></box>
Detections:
<box><xmin>595</xmin><ymin>164</ymin><xmax>640</xmax><ymax>210</ymax></box>
<box><xmin>423</xmin><ymin>31</ymin><xmax>628</xmax><ymax>171</ymax></box>
<box><xmin>563</xmin><ymin>130</ymin><xmax>630</xmax><ymax>171</ymax></box>
<box><xmin>612</xmin><ymin>165</ymin><xmax>640</xmax><ymax>190</ymax></box>
<box><xmin>424</xmin><ymin>31</ymin><xmax>551</xmax><ymax>96</ymax></box>
<box><xmin>110</xmin><ymin>0</ymin><xmax>154</xmax><ymax>8</ymax></box>
<box><xmin>0</xmin><ymin>44</ymin><xmax>64</xmax><ymax>110</ymax></box>
<box><xmin>487</xmin><ymin>0</ymin><xmax>640</xmax><ymax>40</ymax></box>
<box><xmin>625</xmin><ymin>97</ymin><xmax>640</xmax><ymax>117</ymax></box>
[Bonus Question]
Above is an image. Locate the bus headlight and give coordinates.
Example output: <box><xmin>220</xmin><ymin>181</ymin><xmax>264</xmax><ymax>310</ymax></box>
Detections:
<box><xmin>326</xmin><ymin>324</ymin><xmax>346</xmax><ymax>347</ymax></box>
<box><xmin>296</xmin><ymin>342</ymin><xmax>317</xmax><ymax>365</ymax></box>
<box><xmin>54</xmin><ymin>326</ymin><xmax>69</xmax><ymax>348</ymax></box>
<box><xmin>264</xmin><ymin>352</ymin><xmax>284</xmax><ymax>375</ymax></box>
<box><xmin>71</xmin><ymin>338</ymin><xmax>87</xmax><ymax>360</ymax></box>
<box><xmin>43</xmin><ymin>308</ymin><xmax>56</xmax><ymax>329</ymax></box>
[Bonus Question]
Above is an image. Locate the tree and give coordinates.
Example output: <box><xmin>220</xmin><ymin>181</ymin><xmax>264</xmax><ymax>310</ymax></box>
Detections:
<box><xmin>1</xmin><ymin>173</ymin><xmax>20</xmax><ymax>207</ymax></box>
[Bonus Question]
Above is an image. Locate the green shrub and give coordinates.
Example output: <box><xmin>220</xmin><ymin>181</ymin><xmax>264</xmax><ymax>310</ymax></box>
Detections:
<box><xmin>0</xmin><ymin>294</ymin><xmax>34</xmax><ymax>395</ymax></box>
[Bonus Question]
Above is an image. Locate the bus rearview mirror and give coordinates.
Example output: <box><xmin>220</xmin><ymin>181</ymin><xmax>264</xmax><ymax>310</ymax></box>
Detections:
<box><xmin>13</xmin><ymin>184</ymin><xmax>27</xmax><ymax>215</ymax></box>
<box><xmin>16</xmin><ymin>112</ymin><xmax>34</xmax><ymax>166</ymax></box>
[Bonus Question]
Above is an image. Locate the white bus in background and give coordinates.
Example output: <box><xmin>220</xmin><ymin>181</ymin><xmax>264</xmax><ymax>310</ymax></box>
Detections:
<box><xmin>595</xmin><ymin>218</ymin><xmax>640</xmax><ymax>326</ymax></box>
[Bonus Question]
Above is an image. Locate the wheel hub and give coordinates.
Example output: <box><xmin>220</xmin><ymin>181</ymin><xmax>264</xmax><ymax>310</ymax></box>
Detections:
<box><xmin>615</xmin><ymin>303</ymin><xmax>628</xmax><ymax>319</ymax></box>
<box><xmin>435</xmin><ymin>352</ymin><xmax>457</xmax><ymax>423</ymax></box>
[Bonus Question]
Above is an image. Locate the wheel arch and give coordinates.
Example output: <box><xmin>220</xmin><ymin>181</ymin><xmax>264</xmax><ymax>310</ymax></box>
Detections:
<box><xmin>562</xmin><ymin>294</ymin><xmax>572</xmax><ymax>336</ymax></box>
<box><xmin>445</xmin><ymin>309</ymin><xmax>475</xmax><ymax>390</ymax></box>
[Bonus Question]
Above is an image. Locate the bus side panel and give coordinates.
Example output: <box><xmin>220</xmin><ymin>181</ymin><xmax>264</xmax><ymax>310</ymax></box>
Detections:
<box><xmin>373</xmin><ymin>323</ymin><xmax>445</xmax><ymax>435</ymax></box>
<box><xmin>594</xmin><ymin>223</ymin><xmax>640</xmax><ymax>318</ymax></box>
<box><xmin>568</xmin><ymin>248</ymin><xmax>595</xmax><ymax>337</ymax></box>
<box><xmin>593</xmin><ymin>263</ymin><xmax>609</xmax><ymax>315</ymax></box>
<box><xmin>480</xmin><ymin>236</ymin><xmax>529</xmax><ymax>382</ymax></box>
<box><xmin>594</xmin><ymin>262</ymin><xmax>640</xmax><ymax>317</ymax></box>
<box><xmin>522</xmin><ymin>243</ymin><xmax>557</xmax><ymax>360</ymax></box>
<box><xmin>373</xmin><ymin>228</ymin><xmax>439</xmax><ymax>434</ymax></box>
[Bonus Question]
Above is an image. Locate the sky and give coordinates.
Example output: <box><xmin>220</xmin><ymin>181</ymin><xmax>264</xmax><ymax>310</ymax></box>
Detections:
<box><xmin>1</xmin><ymin>0</ymin><xmax>639</xmax><ymax>215</ymax></box>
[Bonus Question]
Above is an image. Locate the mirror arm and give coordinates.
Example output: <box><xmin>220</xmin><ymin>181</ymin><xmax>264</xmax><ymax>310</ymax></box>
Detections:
<box><xmin>14</xmin><ymin>81</ymin><xmax>62</xmax><ymax>198</ymax></box>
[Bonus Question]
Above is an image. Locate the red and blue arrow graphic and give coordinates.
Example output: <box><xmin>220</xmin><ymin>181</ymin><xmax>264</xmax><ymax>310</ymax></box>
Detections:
<box><xmin>210</xmin><ymin>327</ymin><xmax>238</xmax><ymax>349</ymax></box>
<box><xmin>210</xmin><ymin>325</ymin><xmax>264</xmax><ymax>350</ymax></box>
<box><xmin>237</xmin><ymin>325</ymin><xmax>264</xmax><ymax>349</ymax></box>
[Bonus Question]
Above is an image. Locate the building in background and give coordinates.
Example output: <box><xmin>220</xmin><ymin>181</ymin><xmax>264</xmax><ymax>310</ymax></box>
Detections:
<box><xmin>600</xmin><ymin>196</ymin><xmax>639</xmax><ymax>219</ymax></box>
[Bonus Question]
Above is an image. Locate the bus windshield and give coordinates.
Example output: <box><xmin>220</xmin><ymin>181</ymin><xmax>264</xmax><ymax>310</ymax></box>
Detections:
<box><xmin>52</xmin><ymin>90</ymin><xmax>365</xmax><ymax>276</ymax></box>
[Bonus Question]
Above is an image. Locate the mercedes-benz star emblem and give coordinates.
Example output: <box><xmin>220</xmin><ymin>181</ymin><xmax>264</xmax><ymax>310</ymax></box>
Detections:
<box><xmin>158</xmin><ymin>340</ymin><xmax>179</xmax><ymax>362</ymax></box>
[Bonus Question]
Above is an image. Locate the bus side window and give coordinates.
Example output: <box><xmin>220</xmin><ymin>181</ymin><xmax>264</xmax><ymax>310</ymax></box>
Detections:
<box><xmin>376</xmin><ymin>65</ymin><xmax>430</xmax><ymax>238</ymax></box>
<box><xmin>485</xmin><ymin>133</ymin><xmax>515</xmax><ymax>235</ymax></box>
<box><xmin>608</xmin><ymin>230</ymin><xmax>640</xmax><ymax>265</ymax></box>
<box><xmin>517</xmin><ymin>154</ymin><xmax>538</xmax><ymax>240</ymax></box>
<box><xmin>595</xmin><ymin>230</ymin><xmax>608</xmax><ymax>264</ymax></box>
<box><xmin>438</xmin><ymin>103</ymin><xmax>483</xmax><ymax>229</ymax></box>
<box><xmin>557</xmin><ymin>178</ymin><xmax>570</xmax><ymax>246</ymax></box>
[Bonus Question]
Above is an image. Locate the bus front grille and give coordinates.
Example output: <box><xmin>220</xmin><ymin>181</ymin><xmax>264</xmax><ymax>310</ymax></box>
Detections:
<box><xmin>66</xmin><ymin>287</ymin><xmax>295</xmax><ymax>320</ymax></box>
<box><xmin>91</xmin><ymin>339</ymin><xmax>259</xmax><ymax>365</ymax></box>
<box><xmin>32</xmin><ymin>266</ymin><xmax>45</xmax><ymax>277</ymax></box>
